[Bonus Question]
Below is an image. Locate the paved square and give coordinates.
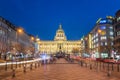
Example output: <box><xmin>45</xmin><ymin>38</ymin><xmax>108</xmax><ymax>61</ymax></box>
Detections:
<box><xmin>3</xmin><ymin>59</ymin><xmax>120</xmax><ymax>80</ymax></box>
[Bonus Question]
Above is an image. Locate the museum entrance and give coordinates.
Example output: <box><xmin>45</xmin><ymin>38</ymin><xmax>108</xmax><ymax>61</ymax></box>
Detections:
<box><xmin>55</xmin><ymin>44</ymin><xmax>65</xmax><ymax>58</ymax></box>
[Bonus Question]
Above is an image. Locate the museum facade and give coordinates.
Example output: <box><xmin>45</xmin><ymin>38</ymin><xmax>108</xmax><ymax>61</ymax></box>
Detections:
<box><xmin>38</xmin><ymin>24</ymin><xmax>81</xmax><ymax>54</ymax></box>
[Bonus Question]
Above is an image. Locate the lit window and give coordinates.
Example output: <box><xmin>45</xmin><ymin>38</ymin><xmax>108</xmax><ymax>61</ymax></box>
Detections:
<box><xmin>96</xmin><ymin>38</ymin><xmax>98</xmax><ymax>42</ymax></box>
<box><xmin>110</xmin><ymin>32</ymin><xmax>113</xmax><ymax>35</ymax></box>
<box><xmin>105</xmin><ymin>42</ymin><xmax>107</xmax><ymax>45</ymax></box>
<box><xmin>109</xmin><ymin>26</ymin><xmax>113</xmax><ymax>29</ymax></box>
<box><xmin>117</xmin><ymin>31</ymin><xmax>120</xmax><ymax>36</ymax></box>
<box><xmin>100</xmin><ymin>26</ymin><xmax>106</xmax><ymax>30</ymax></box>
<box><xmin>94</xmin><ymin>35</ymin><xmax>95</xmax><ymax>38</ymax></box>
<box><xmin>93</xmin><ymin>40</ymin><xmax>95</xmax><ymax>43</ymax></box>
<box><xmin>95</xmin><ymin>33</ymin><xmax>98</xmax><ymax>37</ymax></box>
<box><xmin>117</xmin><ymin>17</ymin><xmax>120</xmax><ymax>22</ymax></box>
<box><xmin>101</xmin><ymin>36</ymin><xmax>106</xmax><ymax>40</ymax></box>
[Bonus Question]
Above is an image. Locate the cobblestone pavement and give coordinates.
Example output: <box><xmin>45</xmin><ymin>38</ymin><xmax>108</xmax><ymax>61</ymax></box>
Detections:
<box><xmin>3</xmin><ymin>58</ymin><xmax>120</xmax><ymax>80</ymax></box>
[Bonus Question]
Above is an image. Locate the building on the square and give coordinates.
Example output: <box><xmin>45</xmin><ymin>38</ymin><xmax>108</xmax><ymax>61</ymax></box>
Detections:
<box><xmin>80</xmin><ymin>33</ymin><xmax>92</xmax><ymax>57</ymax></box>
<box><xmin>0</xmin><ymin>16</ymin><xmax>35</xmax><ymax>59</ymax></box>
<box><xmin>38</xmin><ymin>24</ymin><xmax>81</xmax><ymax>54</ymax></box>
<box><xmin>91</xmin><ymin>16</ymin><xmax>114</xmax><ymax>58</ymax></box>
<box><xmin>114</xmin><ymin>10</ymin><xmax>120</xmax><ymax>54</ymax></box>
<box><xmin>0</xmin><ymin>17</ymin><xmax>16</xmax><ymax>54</ymax></box>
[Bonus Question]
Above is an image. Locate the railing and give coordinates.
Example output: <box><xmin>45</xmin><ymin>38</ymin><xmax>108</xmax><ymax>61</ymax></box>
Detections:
<box><xmin>76</xmin><ymin>58</ymin><xmax>120</xmax><ymax>78</ymax></box>
<box><xmin>0</xmin><ymin>58</ymin><xmax>50</xmax><ymax>79</ymax></box>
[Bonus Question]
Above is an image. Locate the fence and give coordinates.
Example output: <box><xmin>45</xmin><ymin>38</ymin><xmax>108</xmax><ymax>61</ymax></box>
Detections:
<box><xmin>77</xmin><ymin>58</ymin><xmax>120</xmax><ymax>78</ymax></box>
<box><xmin>0</xmin><ymin>58</ymin><xmax>50</xmax><ymax>79</ymax></box>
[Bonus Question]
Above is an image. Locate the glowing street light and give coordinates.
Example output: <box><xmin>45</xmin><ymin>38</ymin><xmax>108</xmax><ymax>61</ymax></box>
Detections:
<box><xmin>18</xmin><ymin>29</ymin><xmax>22</xmax><ymax>33</ymax></box>
<box><xmin>16</xmin><ymin>28</ymin><xmax>24</xmax><ymax>34</ymax></box>
<box><xmin>98</xmin><ymin>29</ymin><xmax>102</xmax><ymax>34</ymax></box>
<box><xmin>16</xmin><ymin>27</ymin><xmax>24</xmax><ymax>53</ymax></box>
<box><xmin>31</xmin><ymin>37</ymin><xmax>35</xmax><ymax>41</ymax></box>
<box><xmin>16</xmin><ymin>27</ymin><xmax>24</xmax><ymax>49</ymax></box>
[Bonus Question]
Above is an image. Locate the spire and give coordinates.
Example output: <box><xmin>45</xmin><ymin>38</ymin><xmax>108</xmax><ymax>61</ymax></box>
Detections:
<box><xmin>59</xmin><ymin>24</ymin><xmax>62</xmax><ymax>29</ymax></box>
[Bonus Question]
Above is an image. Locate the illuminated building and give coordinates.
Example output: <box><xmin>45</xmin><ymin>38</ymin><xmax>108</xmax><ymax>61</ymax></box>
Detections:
<box><xmin>0</xmin><ymin>17</ymin><xmax>16</xmax><ymax>54</ymax></box>
<box><xmin>38</xmin><ymin>24</ymin><xmax>81</xmax><ymax>54</ymax></box>
<box><xmin>0</xmin><ymin>17</ymin><xmax>35</xmax><ymax>59</ymax></box>
<box><xmin>80</xmin><ymin>33</ymin><xmax>92</xmax><ymax>57</ymax></box>
<box><xmin>91</xmin><ymin>16</ymin><xmax>114</xmax><ymax>58</ymax></box>
<box><xmin>114</xmin><ymin>10</ymin><xmax>120</xmax><ymax>53</ymax></box>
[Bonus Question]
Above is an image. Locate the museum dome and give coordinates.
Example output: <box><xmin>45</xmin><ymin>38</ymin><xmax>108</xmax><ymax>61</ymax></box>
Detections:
<box><xmin>54</xmin><ymin>24</ymin><xmax>67</xmax><ymax>41</ymax></box>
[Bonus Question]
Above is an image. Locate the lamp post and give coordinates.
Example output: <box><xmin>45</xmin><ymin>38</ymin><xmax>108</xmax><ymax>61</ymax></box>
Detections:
<box><xmin>15</xmin><ymin>27</ymin><xmax>24</xmax><ymax>68</ymax></box>
<box><xmin>16</xmin><ymin>27</ymin><xmax>24</xmax><ymax>53</ymax></box>
<box><xmin>30</xmin><ymin>36</ymin><xmax>35</xmax><ymax>58</ymax></box>
<box><xmin>34</xmin><ymin>37</ymin><xmax>40</xmax><ymax>58</ymax></box>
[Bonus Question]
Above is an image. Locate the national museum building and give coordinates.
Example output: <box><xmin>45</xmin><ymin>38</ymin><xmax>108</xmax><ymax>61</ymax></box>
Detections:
<box><xmin>38</xmin><ymin>24</ymin><xmax>81</xmax><ymax>54</ymax></box>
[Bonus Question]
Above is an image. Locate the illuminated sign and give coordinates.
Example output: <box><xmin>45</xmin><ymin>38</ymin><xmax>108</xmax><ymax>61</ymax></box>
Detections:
<box><xmin>98</xmin><ymin>19</ymin><xmax>113</xmax><ymax>24</ymax></box>
<box><xmin>99</xmin><ymin>20</ymin><xmax>107</xmax><ymax>24</ymax></box>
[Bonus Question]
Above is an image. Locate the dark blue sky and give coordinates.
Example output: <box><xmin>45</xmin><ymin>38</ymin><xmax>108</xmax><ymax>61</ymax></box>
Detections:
<box><xmin>0</xmin><ymin>0</ymin><xmax>120</xmax><ymax>40</ymax></box>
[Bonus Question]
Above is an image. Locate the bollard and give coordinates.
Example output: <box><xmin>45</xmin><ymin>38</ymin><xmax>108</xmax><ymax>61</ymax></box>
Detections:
<box><xmin>96</xmin><ymin>61</ymin><xmax>97</xmax><ymax>67</ymax></box>
<box><xmin>30</xmin><ymin>64</ymin><xmax>32</xmax><ymax>70</ymax></box>
<box><xmin>107</xmin><ymin>63</ymin><xmax>109</xmax><ymax>71</ymax></box>
<box><xmin>117</xmin><ymin>64</ymin><xmax>119</xmax><ymax>72</ymax></box>
<box><xmin>19</xmin><ymin>62</ymin><xmax>21</xmax><ymax>68</ymax></box>
<box><xmin>86</xmin><ymin>63</ymin><xmax>87</xmax><ymax>67</ymax></box>
<box><xmin>40</xmin><ymin>62</ymin><xmax>41</xmax><ymax>66</ymax></box>
<box><xmin>38</xmin><ymin>62</ymin><xmax>40</xmax><ymax>67</ymax></box>
<box><xmin>90</xmin><ymin>64</ymin><xmax>92</xmax><ymax>70</ymax></box>
<box><xmin>46</xmin><ymin>60</ymin><xmax>48</xmax><ymax>64</ymax></box>
<box><xmin>103</xmin><ymin>62</ymin><xmax>104</xmax><ymax>69</ymax></box>
<box><xmin>99</xmin><ymin>62</ymin><xmax>101</xmax><ymax>70</ymax></box>
<box><xmin>112</xmin><ymin>63</ymin><xmax>114</xmax><ymax>71</ymax></box>
<box><xmin>96</xmin><ymin>64</ymin><xmax>99</xmax><ymax>72</ymax></box>
<box><xmin>11</xmin><ymin>62</ymin><xmax>13</xmax><ymax>70</ymax></box>
<box><xmin>35</xmin><ymin>63</ymin><xmax>37</xmax><ymax>68</ymax></box>
<box><xmin>23</xmin><ymin>65</ymin><xmax>26</xmax><ymax>73</ymax></box>
<box><xmin>12</xmin><ymin>69</ymin><xmax>15</xmax><ymax>78</ymax></box>
<box><xmin>80</xmin><ymin>61</ymin><xmax>82</xmax><ymax>67</ymax></box>
<box><xmin>107</xmin><ymin>70</ymin><xmax>111</xmax><ymax>77</ymax></box>
<box><xmin>78</xmin><ymin>61</ymin><xmax>81</xmax><ymax>65</ymax></box>
<box><xmin>22</xmin><ymin>63</ymin><xmax>24</xmax><ymax>67</ymax></box>
<box><xmin>16</xmin><ymin>61</ymin><xmax>17</xmax><ymax>69</ymax></box>
<box><xmin>5</xmin><ymin>62</ymin><xmax>7</xmax><ymax>71</ymax></box>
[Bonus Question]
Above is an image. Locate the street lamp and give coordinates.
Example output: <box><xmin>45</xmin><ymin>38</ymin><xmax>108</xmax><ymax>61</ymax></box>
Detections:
<box><xmin>34</xmin><ymin>37</ymin><xmax>40</xmax><ymax>58</ymax></box>
<box><xmin>30</xmin><ymin>36</ymin><xmax>35</xmax><ymax>58</ymax></box>
<box><xmin>16</xmin><ymin>27</ymin><xmax>24</xmax><ymax>51</ymax></box>
<box><xmin>15</xmin><ymin>27</ymin><xmax>24</xmax><ymax>68</ymax></box>
<box><xmin>17</xmin><ymin>29</ymin><xmax>23</xmax><ymax>33</ymax></box>
<box><xmin>31</xmin><ymin>36</ymin><xmax>35</xmax><ymax>41</ymax></box>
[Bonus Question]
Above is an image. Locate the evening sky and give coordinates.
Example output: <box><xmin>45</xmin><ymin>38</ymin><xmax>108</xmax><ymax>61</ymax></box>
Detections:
<box><xmin>0</xmin><ymin>0</ymin><xmax>120</xmax><ymax>40</ymax></box>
